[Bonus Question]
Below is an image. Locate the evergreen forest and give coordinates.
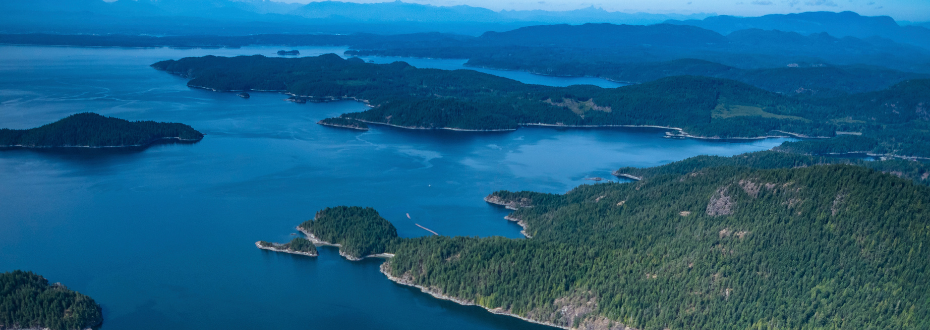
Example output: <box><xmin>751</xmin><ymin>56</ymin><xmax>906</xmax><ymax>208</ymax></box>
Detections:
<box><xmin>0</xmin><ymin>271</ymin><xmax>103</xmax><ymax>330</ymax></box>
<box><xmin>301</xmin><ymin>157</ymin><xmax>930</xmax><ymax>330</ymax></box>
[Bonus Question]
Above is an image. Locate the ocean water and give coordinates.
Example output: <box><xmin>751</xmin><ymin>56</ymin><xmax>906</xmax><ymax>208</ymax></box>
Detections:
<box><xmin>0</xmin><ymin>45</ymin><xmax>789</xmax><ymax>330</ymax></box>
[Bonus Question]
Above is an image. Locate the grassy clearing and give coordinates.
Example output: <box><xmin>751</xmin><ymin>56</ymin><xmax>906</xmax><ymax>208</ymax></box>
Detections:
<box><xmin>712</xmin><ymin>104</ymin><xmax>809</xmax><ymax>122</ymax></box>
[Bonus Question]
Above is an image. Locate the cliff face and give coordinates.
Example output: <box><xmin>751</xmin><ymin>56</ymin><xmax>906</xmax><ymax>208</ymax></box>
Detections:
<box><xmin>484</xmin><ymin>194</ymin><xmax>532</xmax><ymax>210</ymax></box>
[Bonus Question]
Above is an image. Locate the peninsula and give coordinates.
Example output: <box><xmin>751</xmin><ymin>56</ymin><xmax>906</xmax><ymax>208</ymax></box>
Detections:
<box><xmin>0</xmin><ymin>270</ymin><xmax>103</xmax><ymax>330</ymax></box>
<box><xmin>277</xmin><ymin>152</ymin><xmax>930</xmax><ymax>330</ymax></box>
<box><xmin>152</xmin><ymin>54</ymin><xmax>930</xmax><ymax>158</ymax></box>
<box><xmin>0</xmin><ymin>113</ymin><xmax>204</xmax><ymax>148</ymax></box>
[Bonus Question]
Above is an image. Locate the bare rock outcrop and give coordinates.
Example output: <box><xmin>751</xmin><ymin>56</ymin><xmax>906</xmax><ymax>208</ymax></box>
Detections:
<box><xmin>485</xmin><ymin>194</ymin><xmax>533</xmax><ymax>210</ymax></box>
<box><xmin>706</xmin><ymin>186</ymin><xmax>734</xmax><ymax>216</ymax></box>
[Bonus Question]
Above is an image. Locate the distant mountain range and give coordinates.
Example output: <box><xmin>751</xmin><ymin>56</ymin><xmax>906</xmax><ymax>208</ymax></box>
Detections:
<box><xmin>3</xmin><ymin>0</ymin><xmax>927</xmax><ymax>38</ymax></box>
<box><xmin>288</xmin><ymin>2</ymin><xmax>709</xmax><ymax>25</ymax></box>
<box><xmin>3</xmin><ymin>0</ymin><xmax>927</xmax><ymax>45</ymax></box>
<box><xmin>666</xmin><ymin>11</ymin><xmax>930</xmax><ymax>49</ymax></box>
<box><xmin>0</xmin><ymin>0</ymin><xmax>709</xmax><ymax>35</ymax></box>
<box><xmin>350</xmin><ymin>23</ymin><xmax>930</xmax><ymax>74</ymax></box>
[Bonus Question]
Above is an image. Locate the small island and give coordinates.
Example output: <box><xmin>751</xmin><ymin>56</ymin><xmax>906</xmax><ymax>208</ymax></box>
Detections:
<box><xmin>277</xmin><ymin>50</ymin><xmax>300</xmax><ymax>56</ymax></box>
<box><xmin>256</xmin><ymin>237</ymin><xmax>318</xmax><ymax>257</ymax></box>
<box><xmin>1</xmin><ymin>270</ymin><xmax>103</xmax><ymax>330</ymax></box>
<box><xmin>317</xmin><ymin>117</ymin><xmax>369</xmax><ymax>131</ymax></box>
<box><xmin>0</xmin><ymin>113</ymin><xmax>204</xmax><ymax>148</ymax></box>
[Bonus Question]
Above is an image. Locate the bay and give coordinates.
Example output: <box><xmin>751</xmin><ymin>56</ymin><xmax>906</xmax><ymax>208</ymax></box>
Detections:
<box><xmin>0</xmin><ymin>45</ymin><xmax>788</xmax><ymax>330</ymax></box>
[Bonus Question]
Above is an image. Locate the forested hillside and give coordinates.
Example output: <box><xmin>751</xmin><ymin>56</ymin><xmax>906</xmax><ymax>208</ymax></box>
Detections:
<box><xmin>615</xmin><ymin>150</ymin><xmax>930</xmax><ymax>185</ymax></box>
<box><xmin>0</xmin><ymin>113</ymin><xmax>203</xmax><ymax>148</ymax></box>
<box><xmin>0</xmin><ymin>271</ymin><xmax>103</xmax><ymax>330</ymax></box>
<box><xmin>298</xmin><ymin>163</ymin><xmax>930</xmax><ymax>330</ymax></box>
<box><xmin>153</xmin><ymin>54</ymin><xmax>930</xmax><ymax>157</ymax></box>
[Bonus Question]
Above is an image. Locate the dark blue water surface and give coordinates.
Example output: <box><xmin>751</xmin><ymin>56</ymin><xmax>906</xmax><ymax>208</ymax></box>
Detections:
<box><xmin>0</xmin><ymin>45</ymin><xmax>790</xmax><ymax>330</ymax></box>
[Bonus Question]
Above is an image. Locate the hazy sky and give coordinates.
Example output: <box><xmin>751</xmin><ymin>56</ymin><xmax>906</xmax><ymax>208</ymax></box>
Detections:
<box><xmin>277</xmin><ymin>0</ymin><xmax>930</xmax><ymax>21</ymax></box>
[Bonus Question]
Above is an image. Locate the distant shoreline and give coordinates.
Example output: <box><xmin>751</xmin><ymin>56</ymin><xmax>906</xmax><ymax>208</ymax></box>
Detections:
<box><xmin>0</xmin><ymin>136</ymin><xmax>202</xmax><ymax>149</ymax></box>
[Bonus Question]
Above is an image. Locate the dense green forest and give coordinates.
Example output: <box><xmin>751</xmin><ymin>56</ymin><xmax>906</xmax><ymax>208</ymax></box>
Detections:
<box><xmin>297</xmin><ymin>162</ymin><xmax>930</xmax><ymax>329</ymax></box>
<box><xmin>153</xmin><ymin>54</ymin><xmax>930</xmax><ymax>157</ymax></box>
<box><xmin>1</xmin><ymin>271</ymin><xmax>103</xmax><ymax>330</ymax></box>
<box><xmin>0</xmin><ymin>113</ymin><xmax>204</xmax><ymax>148</ymax></box>
<box><xmin>258</xmin><ymin>237</ymin><xmax>318</xmax><ymax>255</ymax></box>
<box><xmin>615</xmin><ymin>150</ymin><xmax>930</xmax><ymax>185</ymax></box>
<box><xmin>299</xmin><ymin>206</ymin><xmax>398</xmax><ymax>258</ymax></box>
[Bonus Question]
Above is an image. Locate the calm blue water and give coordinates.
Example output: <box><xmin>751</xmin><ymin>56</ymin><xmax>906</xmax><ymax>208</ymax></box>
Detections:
<box><xmin>355</xmin><ymin>56</ymin><xmax>627</xmax><ymax>88</ymax></box>
<box><xmin>0</xmin><ymin>45</ymin><xmax>789</xmax><ymax>330</ymax></box>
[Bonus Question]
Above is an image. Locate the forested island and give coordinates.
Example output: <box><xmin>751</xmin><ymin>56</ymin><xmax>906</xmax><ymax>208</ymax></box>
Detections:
<box><xmin>256</xmin><ymin>238</ymin><xmax>318</xmax><ymax>257</ymax></box>
<box><xmin>0</xmin><ymin>271</ymin><xmax>103</xmax><ymax>330</ymax></box>
<box><xmin>152</xmin><ymin>54</ymin><xmax>930</xmax><ymax>158</ymax></box>
<box><xmin>283</xmin><ymin>152</ymin><xmax>930</xmax><ymax>330</ymax></box>
<box><xmin>0</xmin><ymin>113</ymin><xmax>204</xmax><ymax>148</ymax></box>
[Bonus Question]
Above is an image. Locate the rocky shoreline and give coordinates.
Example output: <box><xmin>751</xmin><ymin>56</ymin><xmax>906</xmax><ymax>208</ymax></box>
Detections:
<box><xmin>611</xmin><ymin>171</ymin><xmax>642</xmax><ymax>181</ymax></box>
<box><xmin>484</xmin><ymin>195</ymin><xmax>532</xmax><ymax>210</ymax></box>
<box><xmin>316</xmin><ymin>121</ymin><xmax>369</xmax><ymax>131</ymax></box>
<box><xmin>296</xmin><ymin>226</ymin><xmax>394</xmax><ymax>261</ymax></box>
<box><xmin>504</xmin><ymin>214</ymin><xmax>532</xmax><ymax>238</ymax></box>
<box><xmin>254</xmin><ymin>241</ymin><xmax>318</xmax><ymax>257</ymax></box>
<box><xmin>379</xmin><ymin>262</ymin><xmax>569</xmax><ymax>330</ymax></box>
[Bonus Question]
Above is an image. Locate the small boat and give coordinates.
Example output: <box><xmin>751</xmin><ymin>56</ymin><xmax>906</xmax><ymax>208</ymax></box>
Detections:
<box><xmin>237</xmin><ymin>92</ymin><xmax>250</xmax><ymax>99</ymax></box>
<box><xmin>406</xmin><ymin>213</ymin><xmax>411</xmax><ymax>219</ymax></box>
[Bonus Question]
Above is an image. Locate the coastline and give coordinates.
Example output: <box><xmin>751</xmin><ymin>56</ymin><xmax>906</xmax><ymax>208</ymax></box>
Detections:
<box><xmin>484</xmin><ymin>195</ymin><xmax>531</xmax><ymax>210</ymax></box>
<box><xmin>379</xmin><ymin>263</ymin><xmax>568</xmax><ymax>330</ymax></box>
<box><xmin>181</xmin><ymin>86</ymin><xmax>848</xmax><ymax>144</ymax></box>
<box><xmin>317</xmin><ymin>121</ymin><xmax>369</xmax><ymax>131</ymax></box>
<box><xmin>0</xmin><ymin>136</ymin><xmax>203</xmax><ymax>149</ymax></box>
<box><xmin>504</xmin><ymin>214</ymin><xmax>532</xmax><ymax>238</ymax></box>
<box><xmin>186</xmin><ymin>83</ymin><xmax>929</xmax><ymax>160</ymax></box>
<box><xmin>295</xmin><ymin>226</ymin><xmax>395</xmax><ymax>261</ymax></box>
<box><xmin>348</xmin><ymin>118</ymin><xmax>517</xmax><ymax>132</ymax></box>
<box><xmin>817</xmin><ymin>151</ymin><xmax>930</xmax><ymax>161</ymax></box>
<box><xmin>254</xmin><ymin>241</ymin><xmax>318</xmax><ymax>257</ymax></box>
<box><xmin>611</xmin><ymin>172</ymin><xmax>642</xmax><ymax>181</ymax></box>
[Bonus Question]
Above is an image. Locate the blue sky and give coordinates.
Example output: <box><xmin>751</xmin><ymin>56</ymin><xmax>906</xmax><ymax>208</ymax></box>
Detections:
<box><xmin>278</xmin><ymin>0</ymin><xmax>930</xmax><ymax>21</ymax></box>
